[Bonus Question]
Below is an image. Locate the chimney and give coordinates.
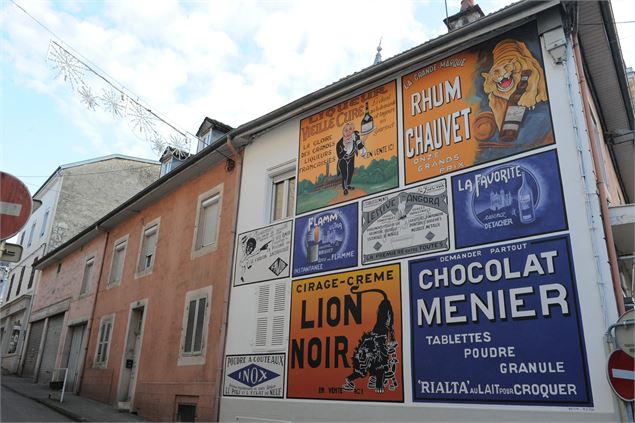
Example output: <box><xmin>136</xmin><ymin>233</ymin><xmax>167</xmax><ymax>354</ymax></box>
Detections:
<box><xmin>444</xmin><ymin>0</ymin><xmax>485</xmax><ymax>31</ymax></box>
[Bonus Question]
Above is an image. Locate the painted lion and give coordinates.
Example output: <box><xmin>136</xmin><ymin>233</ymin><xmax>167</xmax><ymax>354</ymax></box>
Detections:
<box><xmin>481</xmin><ymin>39</ymin><xmax>548</xmax><ymax>130</ymax></box>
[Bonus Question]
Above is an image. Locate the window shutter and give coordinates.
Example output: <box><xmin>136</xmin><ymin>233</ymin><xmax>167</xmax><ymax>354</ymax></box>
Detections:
<box><xmin>198</xmin><ymin>195</ymin><xmax>219</xmax><ymax>248</ymax></box>
<box><xmin>254</xmin><ymin>282</ymin><xmax>287</xmax><ymax>349</ymax></box>
<box><xmin>193</xmin><ymin>297</ymin><xmax>206</xmax><ymax>352</ymax></box>
<box><xmin>184</xmin><ymin>299</ymin><xmax>196</xmax><ymax>353</ymax></box>
<box><xmin>271</xmin><ymin>282</ymin><xmax>287</xmax><ymax>347</ymax></box>
<box><xmin>255</xmin><ymin>284</ymin><xmax>270</xmax><ymax>347</ymax></box>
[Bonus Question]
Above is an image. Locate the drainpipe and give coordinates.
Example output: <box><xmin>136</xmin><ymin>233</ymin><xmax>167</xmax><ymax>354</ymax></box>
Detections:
<box><xmin>77</xmin><ymin>224</ymin><xmax>109</xmax><ymax>394</ymax></box>
<box><xmin>572</xmin><ymin>33</ymin><xmax>626</xmax><ymax>316</ymax></box>
<box><xmin>214</xmin><ymin>137</ymin><xmax>243</xmax><ymax>421</ymax></box>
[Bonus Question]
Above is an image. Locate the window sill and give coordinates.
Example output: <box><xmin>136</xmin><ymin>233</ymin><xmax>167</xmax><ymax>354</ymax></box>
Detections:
<box><xmin>134</xmin><ymin>267</ymin><xmax>154</xmax><ymax>279</ymax></box>
<box><xmin>191</xmin><ymin>243</ymin><xmax>219</xmax><ymax>260</ymax></box>
<box><xmin>177</xmin><ymin>353</ymin><xmax>206</xmax><ymax>366</ymax></box>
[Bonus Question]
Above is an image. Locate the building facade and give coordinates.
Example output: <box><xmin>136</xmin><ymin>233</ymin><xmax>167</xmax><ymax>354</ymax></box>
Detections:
<box><xmin>1</xmin><ymin>155</ymin><xmax>159</xmax><ymax>374</ymax></box>
<box><xmin>219</xmin><ymin>1</ymin><xmax>634</xmax><ymax>421</ymax></box>
<box><xmin>33</xmin><ymin>125</ymin><xmax>238</xmax><ymax>420</ymax></box>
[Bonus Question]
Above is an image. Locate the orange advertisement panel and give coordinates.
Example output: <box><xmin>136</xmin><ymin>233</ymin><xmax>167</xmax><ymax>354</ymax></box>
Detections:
<box><xmin>402</xmin><ymin>23</ymin><xmax>554</xmax><ymax>184</ymax></box>
<box><xmin>287</xmin><ymin>264</ymin><xmax>403</xmax><ymax>402</ymax></box>
<box><xmin>296</xmin><ymin>81</ymin><xmax>398</xmax><ymax>215</ymax></box>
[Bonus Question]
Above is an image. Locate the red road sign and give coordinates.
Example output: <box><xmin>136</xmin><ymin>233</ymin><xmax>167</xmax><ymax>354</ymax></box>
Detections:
<box><xmin>0</xmin><ymin>172</ymin><xmax>32</xmax><ymax>240</ymax></box>
<box><xmin>607</xmin><ymin>349</ymin><xmax>635</xmax><ymax>401</ymax></box>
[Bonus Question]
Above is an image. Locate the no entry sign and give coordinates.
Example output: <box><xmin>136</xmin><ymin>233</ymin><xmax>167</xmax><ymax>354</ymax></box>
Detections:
<box><xmin>607</xmin><ymin>349</ymin><xmax>634</xmax><ymax>401</ymax></box>
<box><xmin>0</xmin><ymin>172</ymin><xmax>32</xmax><ymax>240</ymax></box>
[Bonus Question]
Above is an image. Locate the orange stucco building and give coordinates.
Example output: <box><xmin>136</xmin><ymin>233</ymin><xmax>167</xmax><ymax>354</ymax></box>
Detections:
<box><xmin>33</xmin><ymin>135</ymin><xmax>241</xmax><ymax>421</ymax></box>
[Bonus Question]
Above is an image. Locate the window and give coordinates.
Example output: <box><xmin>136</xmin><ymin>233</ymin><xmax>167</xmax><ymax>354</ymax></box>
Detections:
<box><xmin>137</xmin><ymin>222</ymin><xmax>159</xmax><ymax>274</ymax></box>
<box><xmin>80</xmin><ymin>257</ymin><xmax>95</xmax><ymax>295</ymax></box>
<box><xmin>191</xmin><ymin>186</ymin><xmax>223</xmax><ymax>258</ymax></box>
<box><xmin>95</xmin><ymin>315</ymin><xmax>114</xmax><ymax>367</ymax></box>
<box><xmin>16</xmin><ymin>267</ymin><xmax>25</xmax><ymax>296</ymax></box>
<box><xmin>27</xmin><ymin>256</ymin><xmax>38</xmax><ymax>289</ymax></box>
<box><xmin>6</xmin><ymin>274</ymin><xmax>15</xmax><ymax>302</ymax></box>
<box><xmin>108</xmin><ymin>238</ymin><xmax>127</xmax><ymax>286</ymax></box>
<box><xmin>184</xmin><ymin>297</ymin><xmax>206</xmax><ymax>354</ymax></box>
<box><xmin>56</xmin><ymin>262</ymin><xmax>62</xmax><ymax>274</ymax></box>
<box><xmin>19</xmin><ymin>231</ymin><xmax>25</xmax><ymax>246</ymax></box>
<box><xmin>27</xmin><ymin>222</ymin><xmax>36</xmax><ymax>247</ymax></box>
<box><xmin>40</xmin><ymin>210</ymin><xmax>50</xmax><ymax>237</ymax></box>
<box><xmin>179</xmin><ymin>287</ymin><xmax>212</xmax><ymax>365</ymax></box>
<box><xmin>270</xmin><ymin>170</ymin><xmax>295</xmax><ymax>222</ymax></box>
<box><xmin>254</xmin><ymin>281</ymin><xmax>287</xmax><ymax>349</ymax></box>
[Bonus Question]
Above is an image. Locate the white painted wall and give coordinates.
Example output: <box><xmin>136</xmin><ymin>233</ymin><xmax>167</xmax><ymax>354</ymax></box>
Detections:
<box><xmin>221</xmin><ymin>10</ymin><xmax>622</xmax><ymax>421</ymax></box>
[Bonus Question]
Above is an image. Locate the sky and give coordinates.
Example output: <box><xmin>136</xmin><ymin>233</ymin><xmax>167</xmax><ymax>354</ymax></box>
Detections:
<box><xmin>1</xmin><ymin>0</ymin><xmax>634</xmax><ymax>195</ymax></box>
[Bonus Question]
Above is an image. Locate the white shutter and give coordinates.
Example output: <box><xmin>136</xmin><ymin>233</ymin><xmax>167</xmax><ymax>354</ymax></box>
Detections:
<box><xmin>254</xmin><ymin>281</ymin><xmax>288</xmax><ymax>350</ymax></box>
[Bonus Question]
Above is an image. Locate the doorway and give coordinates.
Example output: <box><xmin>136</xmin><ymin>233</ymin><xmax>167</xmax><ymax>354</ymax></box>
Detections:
<box><xmin>117</xmin><ymin>303</ymin><xmax>146</xmax><ymax>410</ymax></box>
<box><xmin>65</xmin><ymin>324</ymin><xmax>86</xmax><ymax>392</ymax></box>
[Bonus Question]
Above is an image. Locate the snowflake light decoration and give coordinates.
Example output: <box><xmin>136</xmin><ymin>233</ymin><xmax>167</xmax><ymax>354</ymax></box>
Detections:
<box><xmin>148</xmin><ymin>132</ymin><xmax>167</xmax><ymax>155</ymax></box>
<box><xmin>47</xmin><ymin>41</ymin><xmax>87</xmax><ymax>91</ymax></box>
<box><xmin>127</xmin><ymin>101</ymin><xmax>157</xmax><ymax>135</ymax></box>
<box><xmin>100</xmin><ymin>88</ymin><xmax>126</xmax><ymax>118</ymax></box>
<box><xmin>168</xmin><ymin>132</ymin><xmax>191</xmax><ymax>152</ymax></box>
<box><xmin>78</xmin><ymin>85</ymin><xmax>99</xmax><ymax>111</ymax></box>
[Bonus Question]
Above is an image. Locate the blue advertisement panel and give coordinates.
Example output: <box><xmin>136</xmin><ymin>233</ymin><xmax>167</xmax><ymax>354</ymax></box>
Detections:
<box><xmin>452</xmin><ymin>150</ymin><xmax>567</xmax><ymax>248</ymax></box>
<box><xmin>408</xmin><ymin>235</ymin><xmax>591</xmax><ymax>406</ymax></box>
<box><xmin>293</xmin><ymin>203</ymin><xmax>358</xmax><ymax>276</ymax></box>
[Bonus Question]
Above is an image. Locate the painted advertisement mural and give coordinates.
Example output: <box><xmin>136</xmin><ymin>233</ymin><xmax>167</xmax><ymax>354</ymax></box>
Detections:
<box><xmin>287</xmin><ymin>264</ymin><xmax>403</xmax><ymax>402</ymax></box>
<box><xmin>408</xmin><ymin>235</ymin><xmax>591</xmax><ymax>406</ymax></box>
<box><xmin>224</xmin><ymin>354</ymin><xmax>285</xmax><ymax>398</ymax></box>
<box><xmin>452</xmin><ymin>149</ymin><xmax>567</xmax><ymax>248</ymax></box>
<box><xmin>361</xmin><ymin>180</ymin><xmax>449</xmax><ymax>264</ymax></box>
<box><xmin>234</xmin><ymin>221</ymin><xmax>292</xmax><ymax>286</ymax></box>
<box><xmin>401</xmin><ymin>23</ymin><xmax>554</xmax><ymax>185</ymax></box>
<box><xmin>296</xmin><ymin>81</ymin><xmax>399</xmax><ymax>214</ymax></box>
<box><xmin>293</xmin><ymin>203</ymin><xmax>357</xmax><ymax>277</ymax></box>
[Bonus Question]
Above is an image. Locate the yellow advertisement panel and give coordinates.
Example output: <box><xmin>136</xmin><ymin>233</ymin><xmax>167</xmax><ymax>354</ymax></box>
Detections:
<box><xmin>287</xmin><ymin>264</ymin><xmax>403</xmax><ymax>402</ymax></box>
<box><xmin>402</xmin><ymin>23</ymin><xmax>554</xmax><ymax>184</ymax></box>
<box><xmin>297</xmin><ymin>81</ymin><xmax>398</xmax><ymax>214</ymax></box>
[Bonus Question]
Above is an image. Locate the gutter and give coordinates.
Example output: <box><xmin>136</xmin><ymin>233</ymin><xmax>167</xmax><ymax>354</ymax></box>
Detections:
<box><xmin>573</xmin><ymin>32</ymin><xmax>626</xmax><ymax>315</ymax></box>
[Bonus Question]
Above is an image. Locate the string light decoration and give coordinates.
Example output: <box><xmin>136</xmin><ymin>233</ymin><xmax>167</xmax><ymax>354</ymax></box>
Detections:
<box><xmin>46</xmin><ymin>40</ymin><xmax>193</xmax><ymax>156</ymax></box>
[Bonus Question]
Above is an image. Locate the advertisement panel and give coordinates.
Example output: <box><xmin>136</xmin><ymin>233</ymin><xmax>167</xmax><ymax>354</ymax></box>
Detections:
<box><xmin>401</xmin><ymin>23</ymin><xmax>554</xmax><ymax>185</ymax></box>
<box><xmin>362</xmin><ymin>180</ymin><xmax>449</xmax><ymax>264</ymax></box>
<box><xmin>297</xmin><ymin>81</ymin><xmax>399</xmax><ymax>214</ymax></box>
<box><xmin>452</xmin><ymin>149</ymin><xmax>567</xmax><ymax>248</ymax></box>
<box><xmin>224</xmin><ymin>354</ymin><xmax>285</xmax><ymax>398</ymax></box>
<box><xmin>408</xmin><ymin>235</ymin><xmax>591</xmax><ymax>405</ymax></box>
<box><xmin>288</xmin><ymin>264</ymin><xmax>403</xmax><ymax>402</ymax></box>
<box><xmin>234</xmin><ymin>221</ymin><xmax>292</xmax><ymax>286</ymax></box>
<box><xmin>293</xmin><ymin>203</ymin><xmax>358</xmax><ymax>277</ymax></box>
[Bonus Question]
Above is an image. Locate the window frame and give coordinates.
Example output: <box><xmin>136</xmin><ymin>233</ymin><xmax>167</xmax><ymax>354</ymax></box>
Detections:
<box><xmin>107</xmin><ymin>235</ymin><xmax>129</xmax><ymax>287</ymax></box>
<box><xmin>135</xmin><ymin>218</ymin><xmax>160</xmax><ymax>278</ymax></box>
<box><xmin>268</xmin><ymin>163</ymin><xmax>296</xmax><ymax>223</ymax></box>
<box><xmin>80</xmin><ymin>256</ymin><xmax>96</xmax><ymax>296</ymax></box>
<box><xmin>191</xmin><ymin>184</ymin><xmax>223</xmax><ymax>258</ymax></box>
<box><xmin>94</xmin><ymin>314</ymin><xmax>115</xmax><ymax>368</ymax></box>
<box><xmin>178</xmin><ymin>286</ymin><xmax>212</xmax><ymax>366</ymax></box>
<box><xmin>27</xmin><ymin>222</ymin><xmax>36</xmax><ymax>247</ymax></box>
<box><xmin>40</xmin><ymin>209</ymin><xmax>50</xmax><ymax>237</ymax></box>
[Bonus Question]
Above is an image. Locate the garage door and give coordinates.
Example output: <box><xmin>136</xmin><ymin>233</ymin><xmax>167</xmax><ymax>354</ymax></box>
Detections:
<box><xmin>22</xmin><ymin>319</ymin><xmax>45</xmax><ymax>378</ymax></box>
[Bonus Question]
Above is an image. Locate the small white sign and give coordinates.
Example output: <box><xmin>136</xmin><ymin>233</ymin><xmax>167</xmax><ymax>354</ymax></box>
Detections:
<box><xmin>223</xmin><ymin>354</ymin><xmax>285</xmax><ymax>398</ymax></box>
<box><xmin>234</xmin><ymin>221</ymin><xmax>292</xmax><ymax>286</ymax></box>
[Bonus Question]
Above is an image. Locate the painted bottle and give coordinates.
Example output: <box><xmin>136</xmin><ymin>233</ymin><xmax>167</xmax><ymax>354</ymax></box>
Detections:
<box><xmin>360</xmin><ymin>102</ymin><xmax>375</xmax><ymax>135</ymax></box>
<box><xmin>500</xmin><ymin>70</ymin><xmax>532</xmax><ymax>142</ymax></box>
<box><xmin>517</xmin><ymin>171</ymin><xmax>536</xmax><ymax>224</ymax></box>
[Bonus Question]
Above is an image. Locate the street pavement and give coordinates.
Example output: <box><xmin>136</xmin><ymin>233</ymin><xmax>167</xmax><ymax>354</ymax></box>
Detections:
<box><xmin>1</xmin><ymin>385</ymin><xmax>72</xmax><ymax>422</ymax></box>
<box><xmin>1</xmin><ymin>373</ymin><xmax>145</xmax><ymax>422</ymax></box>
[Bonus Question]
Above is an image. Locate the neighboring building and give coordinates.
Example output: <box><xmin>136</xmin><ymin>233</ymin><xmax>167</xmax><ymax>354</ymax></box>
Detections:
<box><xmin>32</xmin><ymin>119</ymin><xmax>239</xmax><ymax>421</ymax></box>
<box><xmin>0</xmin><ymin>155</ymin><xmax>159</xmax><ymax>374</ymax></box>
<box><xmin>626</xmin><ymin>67</ymin><xmax>635</xmax><ymax>111</ymax></box>
<box><xmin>219</xmin><ymin>1</ymin><xmax>633</xmax><ymax>422</ymax></box>
<box><xmin>195</xmin><ymin>117</ymin><xmax>233</xmax><ymax>153</ymax></box>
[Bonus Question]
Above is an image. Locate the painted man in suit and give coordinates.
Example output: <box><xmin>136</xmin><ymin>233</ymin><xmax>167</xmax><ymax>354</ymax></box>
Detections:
<box><xmin>336</xmin><ymin>122</ymin><xmax>368</xmax><ymax>195</ymax></box>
